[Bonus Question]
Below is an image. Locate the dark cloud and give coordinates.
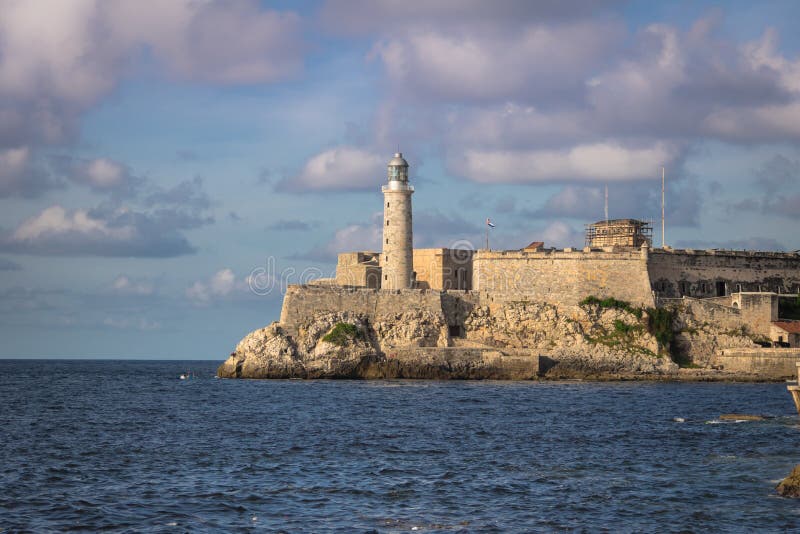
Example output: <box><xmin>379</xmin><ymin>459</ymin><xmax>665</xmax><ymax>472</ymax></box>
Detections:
<box><xmin>522</xmin><ymin>177</ymin><xmax>702</xmax><ymax>228</ymax></box>
<box><xmin>145</xmin><ymin>176</ymin><xmax>211</xmax><ymax>211</ymax></box>
<box><xmin>413</xmin><ymin>210</ymin><xmax>482</xmax><ymax>247</ymax></box>
<box><xmin>267</xmin><ymin>219</ymin><xmax>320</xmax><ymax>231</ymax></box>
<box><xmin>49</xmin><ymin>155</ymin><xmax>143</xmax><ymax>197</ymax></box>
<box><xmin>0</xmin><ymin>147</ymin><xmax>62</xmax><ymax>198</ymax></box>
<box><xmin>320</xmin><ymin>0</ymin><xmax>624</xmax><ymax>35</ymax></box>
<box><xmin>729</xmin><ymin>154</ymin><xmax>800</xmax><ymax>219</ymax></box>
<box><xmin>0</xmin><ymin>204</ymin><xmax>204</xmax><ymax>258</ymax></box>
<box><xmin>0</xmin><ymin>257</ymin><xmax>21</xmax><ymax>271</ymax></box>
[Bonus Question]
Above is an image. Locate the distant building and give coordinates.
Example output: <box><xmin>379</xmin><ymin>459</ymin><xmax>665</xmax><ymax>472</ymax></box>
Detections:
<box><xmin>585</xmin><ymin>219</ymin><xmax>652</xmax><ymax>248</ymax></box>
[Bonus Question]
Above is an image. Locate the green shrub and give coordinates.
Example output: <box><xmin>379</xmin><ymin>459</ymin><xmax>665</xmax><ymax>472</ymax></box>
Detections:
<box><xmin>322</xmin><ymin>322</ymin><xmax>362</xmax><ymax>346</ymax></box>
<box><xmin>645</xmin><ymin>307</ymin><xmax>674</xmax><ymax>348</ymax></box>
<box><xmin>613</xmin><ymin>319</ymin><xmax>637</xmax><ymax>335</ymax></box>
<box><xmin>580</xmin><ymin>296</ymin><xmax>643</xmax><ymax>319</ymax></box>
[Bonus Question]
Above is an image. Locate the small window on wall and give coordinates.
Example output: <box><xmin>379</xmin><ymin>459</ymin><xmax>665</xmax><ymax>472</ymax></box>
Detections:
<box><xmin>386</xmin><ymin>238</ymin><xmax>389</xmax><ymax>244</ymax></box>
<box><xmin>387</xmin><ymin>202</ymin><xmax>390</xmax><ymax>208</ymax></box>
<box><xmin>386</xmin><ymin>220</ymin><xmax>390</xmax><ymax>226</ymax></box>
<box><xmin>384</xmin><ymin>275</ymin><xmax>388</xmax><ymax>281</ymax></box>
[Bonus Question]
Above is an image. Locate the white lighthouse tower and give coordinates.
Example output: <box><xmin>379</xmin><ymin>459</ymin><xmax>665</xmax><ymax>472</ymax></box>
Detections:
<box><xmin>381</xmin><ymin>152</ymin><xmax>414</xmax><ymax>290</ymax></box>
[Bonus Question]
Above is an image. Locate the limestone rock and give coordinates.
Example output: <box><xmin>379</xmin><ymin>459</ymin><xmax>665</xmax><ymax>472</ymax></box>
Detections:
<box><xmin>373</xmin><ymin>310</ymin><xmax>448</xmax><ymax>348</ymax></box>
<box><xmin>217</xmin><ymin>322</ymin><xmax>301</xmax><ymax>379</ymax></box>
<box><xmin>777</xmin><ymin>465</ymin><xmax>800</xmax><ymax>498</ymax></box>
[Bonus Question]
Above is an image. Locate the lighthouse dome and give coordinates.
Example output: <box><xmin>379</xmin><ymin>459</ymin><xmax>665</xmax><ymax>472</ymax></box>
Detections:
<box><xmin>388</xmin><ymin>152</ymin><xmax>408</xmax><ymax>167</ymax></box>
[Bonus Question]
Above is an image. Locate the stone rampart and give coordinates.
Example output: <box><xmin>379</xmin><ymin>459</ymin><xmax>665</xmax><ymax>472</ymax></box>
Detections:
<box><xmin>648</xmin><ymin>249</ymin><xmax>800</xmax><ymax>298</ymax></box>
<box><xmin>279</xmin><ymin>285</ymin><xmax>447</xmax><ymax>332</ymax></box>
<box><xmin>473</xmin><ymin>249</ymin><xmax>654</xmax><ymax>307</ymax></box>
<box><xmin>671</xmin><ymin>297</ymin><xmax>746</xmax><ymax>332</ymax></box>
<box><xmin>713</xmin><ymin>348</ymin><xmax>800</xmax><ymax>378</ymax></box>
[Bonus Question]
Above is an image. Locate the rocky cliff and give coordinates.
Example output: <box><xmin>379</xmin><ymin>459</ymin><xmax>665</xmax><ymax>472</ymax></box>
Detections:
<box><xmin>216</xmin><ymin>288</ymin><xmax>719</xmax><ymax>379</ymax></box>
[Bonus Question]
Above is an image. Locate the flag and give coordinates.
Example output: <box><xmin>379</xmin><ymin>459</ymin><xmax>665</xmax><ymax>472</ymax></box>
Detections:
<box><xmin>486</xmin><ymin>218</ymin><xmax>495</xmax><ymax>228</ymax></box>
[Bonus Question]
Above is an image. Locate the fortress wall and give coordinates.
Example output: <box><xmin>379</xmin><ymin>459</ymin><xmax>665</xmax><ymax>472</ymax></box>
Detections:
<box><xmin>279</xmin><ymin>285</ymin><xmax>446</xmax><ymax>332</ymax></box>
<box><xmin>712</xmin><ymin>348</ymin><xmax>800</xmax><ymax>378</ymax></box>
<box><xmin>413</xmin><ymin>248</ymin><xmax>474</xmax><ymax>290</ymax></box>
<box><xmin>472</xmin><ymin>250</ymin><xmax>654</xmax><ymax>307</ymax></box>
<box><xmin>668</xmin><ymin>298</ymin><xmax>746</xmax><ymax>333</ymax></box>
<box><xmin>648</xmin><ymin>250</ymin><xmax>800</xmax><ymax>298</ymax></box>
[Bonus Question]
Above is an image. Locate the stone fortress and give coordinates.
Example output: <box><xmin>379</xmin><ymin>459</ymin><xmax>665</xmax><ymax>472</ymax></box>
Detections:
<box><xmin>330</xmin><ymin>152</ymin><xmax>800</xmax><ymax>346</ymax></box>
<box><xmin>220</xmin><ymin>152</ymin><xmax>800</xmax><ymax>380</ymax></box>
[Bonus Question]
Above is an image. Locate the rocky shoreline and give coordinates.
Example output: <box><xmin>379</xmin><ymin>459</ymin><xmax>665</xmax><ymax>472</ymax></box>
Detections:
<box><xmin>217</xmin><ymin>295</ymin><xmax>786</xmax><ymax>381</ymax></box>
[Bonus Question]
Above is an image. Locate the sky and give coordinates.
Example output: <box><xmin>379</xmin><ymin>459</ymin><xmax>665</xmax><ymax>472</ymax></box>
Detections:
<box><xmin>1</xmin><ymin>0</ymin><xmax>800</xmax><ymax>359</ymax></box>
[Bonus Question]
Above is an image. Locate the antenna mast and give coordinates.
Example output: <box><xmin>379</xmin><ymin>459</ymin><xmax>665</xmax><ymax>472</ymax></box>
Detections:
<box><xmin>661</xmin><ymin>166</ymin><xmax>665</xmax><ymax>248</ymax></box>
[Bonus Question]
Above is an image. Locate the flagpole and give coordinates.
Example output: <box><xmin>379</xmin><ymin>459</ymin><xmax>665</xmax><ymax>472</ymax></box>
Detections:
<box><xmin>486</xmin><ymin>225</ymin><xmax>489</xmax><ymax>250</ymax></box>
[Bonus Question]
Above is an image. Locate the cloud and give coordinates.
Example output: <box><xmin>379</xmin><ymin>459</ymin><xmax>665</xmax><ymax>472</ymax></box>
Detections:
<box><xmin>267</xmin><ymin>219</ymin><xmax>319</xmax><ymax>231</ymax></box>
<box><xmin>186</xmin><ymin>268</ymin><xmax>260</xmax><ymax>306</ymax></box>
<box><xmin>0</xmin><ymin>0</ymin><xmax>307</xmax><ymax>186</ymax></box>
<box><xmin>321</xmin><ymin>0</ymin><xmax>624</xmax><ymax>35</ymax></box>
<box><xmin>413</xmin><ymin>210</ymin><xmax>482</xmax><ymax>247</ymax></box>
<box><xmin>0</xmin><ymin>257</ymin><xmax>21</xmax><ymax>271</ymax></box>
<box><xmin>453</xmin><ymin>142</ymin><xmax>677</xmax><ymax>184</ymax></box>
<box><xmin>730</xmin><ymin>154</ymin><xmax>800</xmax><ymax>220</ymax></box>
<box><xmin>107</xmin><ymin>1</ymin><xmax>304</xmax><ymax>85</ymax></box>
<box><xmin>373</xmin><ymin>20</ymin><xmax>623</xmax><ymax>104</ymax></box>
<box><xmin>527</xmin><ymin>186</ymin><xmax>605</xmax><ymax>219</ymax></box>
<box><xmin>539</xmin><ymin>221</ymin><xmax>585</xmax><ymax>248</ymax></box>
<box><xmin>292</xmin><ymin>213</ymin><xmax>383</xmax><ymax>262</ymax></box>
<box><xmin>0</xmin><ymin>205</ymin><xmax>198</xmax><ymax>257</ymax></box>
<box><xmin>110</xmin><ymin>275</ymin><xmax>155</xmax><ymax>296</ymax></box>
<box><xmin>0</xmin><ymin>146</ymin><xmax>60</xmax><ymax>198</ymax></box>
<box><xmin>278</xmin><ymin>146</ymin><xmax>385</xmax><ymax>192</ymax></box>
<box><xmin>145</xmin><ymin>176</ymin><xmax>211</xmax><ymax>210</ymax></box>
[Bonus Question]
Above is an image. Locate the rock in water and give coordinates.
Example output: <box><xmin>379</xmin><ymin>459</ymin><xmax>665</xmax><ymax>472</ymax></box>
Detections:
<box><xmin>777</xmin><ymin>465</ymin><xmax>800</xmax><ymax>498</ymax></box>
<box><xmin>718</xmin><ymin>414</ymin><xmax>766</xmax><ymax>421</ymax></box>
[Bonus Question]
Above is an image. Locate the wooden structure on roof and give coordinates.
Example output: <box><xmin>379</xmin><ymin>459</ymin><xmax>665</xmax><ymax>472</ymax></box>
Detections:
<box><xmin>585</xmin><ymin>219</ymin><xmax>653</xmax><ymax>248</ymax></box>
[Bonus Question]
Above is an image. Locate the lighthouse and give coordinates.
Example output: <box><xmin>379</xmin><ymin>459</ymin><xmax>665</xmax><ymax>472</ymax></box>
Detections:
<box><xmin>381</xmin><ymin>152</ymin><xmax>414</xmax><ymax>289</ymax></box>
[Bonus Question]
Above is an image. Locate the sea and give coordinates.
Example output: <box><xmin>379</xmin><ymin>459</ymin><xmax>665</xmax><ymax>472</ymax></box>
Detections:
<box><xmin>1</xmin><ymin>360</ymin><xmax>799</xmax><ymax>532</ymax></box>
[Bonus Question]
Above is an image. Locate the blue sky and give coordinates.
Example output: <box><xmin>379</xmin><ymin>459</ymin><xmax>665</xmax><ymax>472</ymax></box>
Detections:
<box><xmin>1</xmin><ymin>0</ymin><xmax>799</xmax><ymax>359</ymax></box>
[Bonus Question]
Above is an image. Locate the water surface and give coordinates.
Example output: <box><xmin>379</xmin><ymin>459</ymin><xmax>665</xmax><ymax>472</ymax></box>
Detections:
<box><xmin>1</xmin><ymin>360</ymin><xmax>799</xmax><ymax>532</ymax></box>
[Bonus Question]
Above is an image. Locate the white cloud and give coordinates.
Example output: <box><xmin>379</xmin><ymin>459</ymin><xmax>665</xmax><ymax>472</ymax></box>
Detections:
<box><xmin>374</xmin><ymin>21</ymin><xmax>621</xmax><ymax>102</ymax></box>
<box><xmin>539</xmin><ymin>221</ymin><xmax>584</xmax><ymax>248</ymax></box>
<box><xmin>1</xmin><ymin>204</ymin><xmax>201</xmax><ymax>257</ymax></box>
<box><xmin>83</xmin><ymin>159</ymin><xmax>125</xmax><ymax>188</ymax></box>
<box><xmin>186</xmin><ymin>268</ymin><xmax>254</xmax><ymax>306</ymax></box>
<box><xmin>455</xmin><ymin>142</ymin><xmax>676</xmax><ymax>184</ymax></box>
<box><xmin>111</xmin><ymin>275</ymin><xmax>155</xmax><ymax>296</ymax></box>
<box><xmin>280</xmin><ymin>146</ymin><xmax>384</xmax><ymax>192</ymax></box>
<box><xmin>0</xmin><ymin>0</ymin><xmax>305</xmax><ymax>151</ymax></box>
<box><xmin>12</xmin><ymin>205</ymin><xmax>133</xmax><ymax>242</ymax></box>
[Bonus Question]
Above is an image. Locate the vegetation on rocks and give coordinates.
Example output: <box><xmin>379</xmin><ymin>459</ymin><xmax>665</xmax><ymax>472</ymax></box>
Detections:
<box><xmin>322</xmin><ymin>322</ymin><xmax>363</xmax><ymax>346</ymax></box>
<box><xmin>580</xmin><ymin>296</ymin><xmax>643</xmax><ymax>319</ymax></box>
<box><xmin>645</xmin><ymin>307</ymin><xmax>675</xmax><ymax>349</ymax></box>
